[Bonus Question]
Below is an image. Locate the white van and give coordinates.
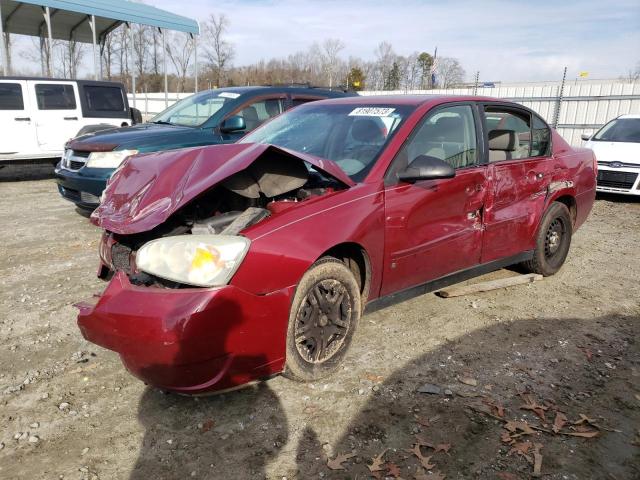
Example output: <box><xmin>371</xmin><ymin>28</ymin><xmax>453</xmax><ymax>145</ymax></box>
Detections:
<box><xmin>0</xmin><ymin>77</ymin><xmax>141</xmax><ymax>164</ymax></box>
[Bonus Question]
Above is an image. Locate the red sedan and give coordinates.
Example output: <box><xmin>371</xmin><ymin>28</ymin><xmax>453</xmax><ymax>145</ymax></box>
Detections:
<box><xmin>77</xmin><ymin>95</ymin><xmax>596</xmax><ymax>394</ymax></box>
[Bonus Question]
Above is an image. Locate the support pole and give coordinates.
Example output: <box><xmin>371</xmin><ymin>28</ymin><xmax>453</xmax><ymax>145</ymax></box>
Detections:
<box><xmin>0</xmin><ymin>1</ymin><xmax>7</xmax><ymax>76</ymax></box>
<box><xmin>44</xmin><ymin>7</ymin><xmax>53</xmax><ymax>76</ymax></box>
<box><xmin>193</xmin><ymin>33</ymin><xmax>198</xmax><ymax>93</ymax></box>
<box><xmin>162</xmin><ymin>28</ymin><xmax>167</xmax><ymax>108</ymax></box>
<box><xmin>553</xmin><ymin>66</ymin><xmax>567</xmax><ymax>129</ymax></box>
<box><xmin>90</xmin><ymin>15</ymin><xmax>98</xmax><ymax>80</ymax></box>
<box><xmin>128</xmin><ymin>23</ymin><xmax>136</xmax><ymax>107</ymax></box>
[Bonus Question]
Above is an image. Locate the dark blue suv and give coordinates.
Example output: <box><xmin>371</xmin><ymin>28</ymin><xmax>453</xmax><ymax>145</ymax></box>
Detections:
<box><xmin>55</xmin><ymin>86</ymin><xmax>353</xmax><ymax>211</ymax></box>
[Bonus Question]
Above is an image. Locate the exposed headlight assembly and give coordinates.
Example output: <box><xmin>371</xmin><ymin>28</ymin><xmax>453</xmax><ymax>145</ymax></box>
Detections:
<box><xmin>136</xmin><ymin>235</ymin><xmax>250</xmax><ymax>287</ymax></box>
<box><xmin>86</xmin><ymin>149</ymin><xmax>138</xmax><ymax>168</ymax></box>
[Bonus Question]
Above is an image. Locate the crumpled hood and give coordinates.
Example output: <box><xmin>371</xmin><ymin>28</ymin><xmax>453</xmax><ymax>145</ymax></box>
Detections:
<box><xmin>91</xmin><ymin>143</ymin><xmax>354</xmax><ymax>235</ymax></box>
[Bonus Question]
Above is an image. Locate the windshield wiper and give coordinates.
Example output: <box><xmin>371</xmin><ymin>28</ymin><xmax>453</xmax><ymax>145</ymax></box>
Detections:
<box><xmin>150</xmin><ymin>120</ymin><xmax>173</xmax><ymax>125</ymax></box>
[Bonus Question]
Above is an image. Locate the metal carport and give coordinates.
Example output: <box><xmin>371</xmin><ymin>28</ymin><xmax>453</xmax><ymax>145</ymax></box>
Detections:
<box><xmin>0</xmin><ymin>0</ymin><xmax>200</xmax><ymax>105</ymax></box>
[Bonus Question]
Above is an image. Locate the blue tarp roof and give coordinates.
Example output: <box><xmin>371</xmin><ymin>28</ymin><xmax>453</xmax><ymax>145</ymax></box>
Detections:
<box><xmin>0</xmin><ymin>0</ymin><xmax>199</xmax><ymax>43</ymax></box>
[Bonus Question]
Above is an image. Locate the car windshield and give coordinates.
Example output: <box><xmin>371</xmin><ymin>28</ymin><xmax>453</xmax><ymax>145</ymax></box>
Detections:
<box><xmin>240</xmin><ymin>103</ymin><xmax>414</xmax><ymax>180</ymax></box>
<box><xmin>150</xmin><ymin>90</ymin><xmax>238</xmax><ymax>127</ymax></box>
<box><xmin>593</xmin><ymin>118</ymin><xmax>640</xmax><ymax>143</ymax></box>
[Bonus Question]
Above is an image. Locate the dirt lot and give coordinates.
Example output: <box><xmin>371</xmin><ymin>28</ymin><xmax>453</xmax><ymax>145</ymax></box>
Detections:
<box><xmin>1</xmin><ymin>165</ymin><xmax>639</xmax><ymax>480</ymax></box>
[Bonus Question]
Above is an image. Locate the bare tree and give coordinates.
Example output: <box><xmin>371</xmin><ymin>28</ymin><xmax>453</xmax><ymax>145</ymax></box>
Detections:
<box><xmin>202</xmin><ymin>13</ymin><xmax>235</xmax><ymax>87</ymax></box>
<box><xmin>57</xmin><ymin>39</ymin><xmax>84</xmax><ymax>78</ymax></box>
<box><xmin>625</xmin><ymin>61</ymin><xmax>640</xmax><ymax>83</ymax></box>
<box><xmin>2</xmin><ymin>33</ymin><xmax>11</xmax><ymax>74</ymax></box>
<box><xmin>374</xmin><ymin>41</ymin><xmax>396</xmax><ymax>90</ymax></box>
<box><xmin>321</xmin><ymin>38</ymin><xmax>345</xmax><ymax>87</ymax></box>
<box><xmin>435</xmin><ymin>57</ymin><xmax>466</xmax><ymax>88</ymax></box>
<box><xmin>167</xmin><ymin>32</ymin><xmax>195</xmax><ymax>92</ymax></box>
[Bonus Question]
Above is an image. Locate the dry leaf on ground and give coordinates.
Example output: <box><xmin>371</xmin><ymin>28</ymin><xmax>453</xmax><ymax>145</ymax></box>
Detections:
<box><xmin>552</xmin><ymin>412</ymin><xmax>568</xmax><ymax>433</ymax></box>
<box><xmin>520</xmin><ymin>395</ymin><xmax>549</xmax><ymax>421</ymax></box>
<box><xmin>415</xmin><ymin>434</ymin><xmax>435</xmax><ymax>449</ymax></box>
<box><xmin>532</xmin><ymin>443</ymin><xmax>543</xmax><ymax>477</ymax></box>
<box><xmin>408</xmin><ymin>444</ymin><xmax>436</xmax><ymax>469</ymax></box>
<box><xmin>435</xmin><ymin>443</ymin><xmax>452</xmax><ymax>454</ymax></box>
<box><xmin>504</xmin><ymin>420</ymin><xmax>535</xmax><ymax>435</ymax></box>
<box><xmin>458</xmin><ymin>376</ymin><xmax>478</xmax><ymax>386</ymax></box>
<box><xmin>385</xmin><ymin>462</ymin><xmax>401</xmax><ymax>478</ymax></box>
<box><xmin>327</xmin><ymin>451</ymin><xmax>356</xmax><ymax>470</ymax></box>
<box><xmin>565</xmin><ymin>430</ymin><xmax>600</xmax><ymax>438</ymax></box>
<box><xmin>368</xmin><ymin>449</ymin><xmax>387</xmax><ymax>472</ymax></box>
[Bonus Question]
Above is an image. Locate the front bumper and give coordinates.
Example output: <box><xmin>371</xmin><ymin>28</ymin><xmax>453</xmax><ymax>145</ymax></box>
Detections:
<box><xmin>77</xmin><ymin>272</ymin><xmax>292</xmax><ymax>394</ymax></box>
<box><xmin>596</xmin><ymin>166</ymin><xmax>640</xmax><ymax>196</ymax></box>
<box><xmin>54</xmin><ymin>163</ymin><xmax>113</xmax><ymax>209</ymax></box>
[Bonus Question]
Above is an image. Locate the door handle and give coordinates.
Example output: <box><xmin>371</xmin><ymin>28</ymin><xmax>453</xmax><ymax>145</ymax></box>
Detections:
<box><xmin>14</xmin><ymin>117</ymin><xmax>31</xmax><ymax>121</ymax></box>
<box><xmin>64</xmin><ymin>117</ymin><xmax>78</xmax><ymax>121</ymax></box>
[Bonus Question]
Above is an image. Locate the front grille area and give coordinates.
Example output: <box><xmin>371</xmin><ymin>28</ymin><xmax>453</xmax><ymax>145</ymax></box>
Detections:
<box><xmin>63</xmin><ymin>149</ymin><xmax>90</xmax><ymax>171</ymax></box>
<box><xmin>597</xmin><ymin>170</ymin><xmax>638</xmax><ymax>190</ymax></box>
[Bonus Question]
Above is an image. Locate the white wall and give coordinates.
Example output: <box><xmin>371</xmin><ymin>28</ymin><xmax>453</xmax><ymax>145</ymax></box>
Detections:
<box><xmin>128</xmin><ymin>79</ymin><xmax>640</xmax><ymax>146</ymax></box>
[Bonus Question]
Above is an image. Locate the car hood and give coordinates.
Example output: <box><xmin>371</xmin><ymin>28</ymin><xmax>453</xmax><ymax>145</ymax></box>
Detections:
<box><xmin>67</xmin><ymin>123</ymin><xmax>198</xmax><ymax>151</ymax></box>
<box><xmin>586</xmin><ymin>140</ymin><xmax>640</xmax><ymax>165</ymax></box>
<box><xmin>91</xmin><ymin>143</ymin><xmax>355</xmax><ymax>235</ymax></box>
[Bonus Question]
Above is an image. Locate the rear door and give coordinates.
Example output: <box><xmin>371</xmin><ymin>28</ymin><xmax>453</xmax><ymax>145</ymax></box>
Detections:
<box><xmin>382</xmin><ymin>103</ymin><xmax>488</xmax><ymax>295</ymax></box>
<box><xmin>0</xmin><ymin>80</ymin><xmax>36</xmax><ymax>156</ymax></box>
<box><xmin>27</xmin><ymin>80</ymin><xmax>82</xmax><ymax>153</ymax></box>
<box><xmin>480</xmin><ymin>104</ymin><xmax>554</xmax><ymax>263</ymax></box>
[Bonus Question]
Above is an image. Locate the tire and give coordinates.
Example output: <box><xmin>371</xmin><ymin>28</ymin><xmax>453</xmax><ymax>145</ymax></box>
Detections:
<box><xmin>284</xmin><ymin>257</ymin><xmax>361</xmax><ymax>382</ymax></box>
<box><xmin>522</xmin><ymin>202</ymin><xmax>573</xmax><ymax>276</ymax></box>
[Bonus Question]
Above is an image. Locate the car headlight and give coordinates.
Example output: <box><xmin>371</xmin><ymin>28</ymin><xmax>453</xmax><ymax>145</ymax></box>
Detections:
<box><xmin>136</xmin><ymin>235</ymin><xmax>250</xmax><ymax>287</ymax></box>
<box><xmin>86</xmin><ymin>149</ymin><xmax>138</xmax><ymax>168</ymax></box>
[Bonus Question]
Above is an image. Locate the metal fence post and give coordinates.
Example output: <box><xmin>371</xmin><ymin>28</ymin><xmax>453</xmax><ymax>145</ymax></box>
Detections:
<box><xmin>553</xmin><ymin>66</ymin><xmax>567</xmax><ymax>128</ymax></box>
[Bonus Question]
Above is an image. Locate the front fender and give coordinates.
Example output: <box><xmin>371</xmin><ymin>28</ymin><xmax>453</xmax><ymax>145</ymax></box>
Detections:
<box><xmin>231</xmin><ymin>182</ymin><xmax>386</xmax><ymax>300</ymax></box>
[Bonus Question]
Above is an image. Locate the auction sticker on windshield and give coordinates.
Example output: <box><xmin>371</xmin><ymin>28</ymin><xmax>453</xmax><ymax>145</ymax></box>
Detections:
<box><xmin>349</xmin><ymin>107</ymin><xmax>396</xmax><ymax>117</ymax></box>
<box><xmin>219</xmin><ymin>92</ymin><xmax>241</xmax><ymax>99</ymax></box>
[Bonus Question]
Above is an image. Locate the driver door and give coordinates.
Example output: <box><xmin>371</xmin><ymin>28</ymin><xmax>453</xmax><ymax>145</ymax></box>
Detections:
<box><xmin>381</xmin><ymin>103</ymin><xmax>488</xmax><ymax>296</ymax></box>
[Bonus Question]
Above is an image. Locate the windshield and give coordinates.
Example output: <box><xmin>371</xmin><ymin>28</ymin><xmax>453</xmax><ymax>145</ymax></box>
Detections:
<box><xmin>240</xmin><ymin>103</ymin><xmax>414</xmax><ymax>180</ymax></box>
<box><xmin>593</xmin><ymin>118</ymin><xmax>640</xmax><ymax>143</ymax></box>
<box><xmin>150</xmin><ymin>90</ymin><xmax>239</xmax><ymax>127</ymax></box>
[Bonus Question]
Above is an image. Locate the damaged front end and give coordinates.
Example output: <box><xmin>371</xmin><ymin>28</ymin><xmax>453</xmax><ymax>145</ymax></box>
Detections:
<box><xmin>78</xmin><ymin>143</ymin><xmax>352</xmax><ymax>393</ymax></box>
<box><xmin>92</xmin><ymin>142</ymin><xmax>352</xmax><ymax>287</ymax></box>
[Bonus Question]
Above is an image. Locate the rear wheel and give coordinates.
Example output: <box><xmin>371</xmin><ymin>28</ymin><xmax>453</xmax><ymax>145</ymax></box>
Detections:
<box><xmin>522</xmin><ymin>202</ymin><xmax>572</xmax><ymax>276</ymax></box>
<box><xmin>284</xmin><ymin>258</ymin><xmax>361</xmax><ymax>382</ymax></box>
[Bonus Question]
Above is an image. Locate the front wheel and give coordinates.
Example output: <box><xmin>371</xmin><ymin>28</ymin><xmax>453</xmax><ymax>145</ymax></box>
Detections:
<box><xmin>284</xmin><ymin>257</ymin><xmax>361</xmax><ymax>382</ymax></box>
<box><xmin>522</xmin><ymin>202</ymin><xmax>573</xmax><ymax>276</ymax></box>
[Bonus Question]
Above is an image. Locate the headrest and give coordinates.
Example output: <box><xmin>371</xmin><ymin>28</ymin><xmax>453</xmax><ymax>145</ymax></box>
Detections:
<box><xmin>488</xmin><ymin>129</ymin><xmax>517</xmax><ymax>151</ymax></box>
<box><xmin>352</xmin><ymin>118</ymin><xmax>385</xmax><ymax>143</ymax></box>
<box><xmin>242</xmin><ymin>106</ymin><xmax>259</xmax><ymax>121</ymax></box>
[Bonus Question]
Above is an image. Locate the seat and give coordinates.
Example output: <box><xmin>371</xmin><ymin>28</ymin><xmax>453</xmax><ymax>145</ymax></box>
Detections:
<box><xmin>241</xmin><ymin>106</ymin><xmax>260</xmax><ymax>131</ymax></box>
<box><xmin>488</xmin><ymin>129</ymin><xmax>518</xmax><ymax>162</ymax></box>
<box><xmin>346</xmin><ymin>118</ymin><xmax>386</xmax><ymax>164</ymax></box>
<box><xmin>264</xmin><ymin>99</ymin><xmax>281</xmax><ymax>118</ymax></box>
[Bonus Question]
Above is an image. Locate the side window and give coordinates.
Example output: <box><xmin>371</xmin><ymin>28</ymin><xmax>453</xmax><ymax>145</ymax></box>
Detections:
<box><xmin>289</xmin><ymin>97</ymin><xmax>321</xmax><ymax>109</ymax></box>
<box><xmin>0</xmin><ymin>83</ymin><xmax>24</xmax><ymax>110</ymax></box>
<box><xmin>485</xmin><ymin>108</ymin><xmax>531</xmax><ymax>162</ymax></box>
<box><xmin>83</xmin><ymin>86</ymin><xmax>125</xmax><ymax>112</ymax></box>
<box><xmin>35</xmin><ymin>84</ymin><xmax>76</xmax><ymax>110</ymax></box>
<box><xmin>531</xmin><ymin>115</ymin><xmax>551</xmax><ymax>157</ymax></box>
<box><xmin>388</xmin><ymin>105</ymin><xmax>477</xmax><ymax>182</ymax></box>
<box><xmin>238</xmin><ymin>98</ymin><xmax>283</xmax><ymax>132</ymax></box>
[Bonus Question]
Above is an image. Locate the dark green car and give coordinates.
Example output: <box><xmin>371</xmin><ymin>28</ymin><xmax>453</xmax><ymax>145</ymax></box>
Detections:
<box><xmin>55</xmin><ymin>86</ymin><xmax>353</xmax><ymax>210</ymax></box>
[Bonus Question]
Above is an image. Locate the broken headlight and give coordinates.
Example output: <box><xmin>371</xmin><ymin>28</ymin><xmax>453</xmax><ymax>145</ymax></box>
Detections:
<box><xmin>86</xmin><ymin>149</ymin><xmax>138</xmax><ymax>169</ymax></box>
<box><xmin>135</xmin><ymin>235</ymin><xmax>250</xmax><ymax>287</ymax></box>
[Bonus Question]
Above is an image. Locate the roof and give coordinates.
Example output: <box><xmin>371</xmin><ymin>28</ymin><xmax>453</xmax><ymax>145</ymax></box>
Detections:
<box><xmin>0</xmin><ymin>0</ymin><xmax>199</xmax><ymax>44</ymax></box>
<box><xmin>323</xmin><ymin>94</ymin><xmax>506</xmax><ymax>106</ymax></box>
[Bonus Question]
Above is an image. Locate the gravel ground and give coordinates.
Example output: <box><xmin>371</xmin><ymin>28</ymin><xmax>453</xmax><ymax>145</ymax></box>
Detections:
<box><xmin>1</xmin><ymin>165</ymin><xmax>639</xmax><ymax>480</ymax></box>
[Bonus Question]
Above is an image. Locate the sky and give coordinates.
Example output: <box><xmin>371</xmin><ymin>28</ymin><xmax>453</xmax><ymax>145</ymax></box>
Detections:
<box><xmin>7</xmin><ymin>0</ymin><xmax>640</xmax><ymax>83</ymax></box>
<box><xmin>169</xmin><ymin>0</ymin><xmax>640</xmax><ymax>82</ymax></box>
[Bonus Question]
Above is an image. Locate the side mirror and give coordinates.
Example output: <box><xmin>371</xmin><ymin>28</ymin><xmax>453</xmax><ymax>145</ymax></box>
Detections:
<box><xmin>130</xmin><ymin>107</ymin><xmax>143</xmax><ymax>125</ymax></box>
<box><xmin>581</xmin><ymin>133</ymin><xmax>591</xmax><ymax>141</ymax></box>
<box><xmin>398</xmin><ymin>155</ymin><xmax>456</xmax><ymax>183</ymax></box>
<box><xmin>220</xmin><ymin>115</ymin><xmax>246</xmax><ymax>133</ymax></box>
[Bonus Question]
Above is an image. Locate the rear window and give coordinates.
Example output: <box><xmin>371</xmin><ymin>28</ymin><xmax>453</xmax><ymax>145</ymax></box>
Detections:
<box><xmin>83</xmin><ymin>86</ymin><xmax>125</xmax><ymax>112</ymax></box>
<box><xmin>35</xmin><ymin>84</ymin><xmax>76</xmax><ymax>110</ymax></box>
<box><xmin>0</xmin><ymin>83</ymin><xmax>24</xmax><ymax>110</ymax></box>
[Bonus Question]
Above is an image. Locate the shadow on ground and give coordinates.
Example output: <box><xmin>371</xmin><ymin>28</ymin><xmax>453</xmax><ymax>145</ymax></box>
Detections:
<box><xmin>0</xmin><ymin>163</ymin><xmax>57</xmax><ymax>181</ymax></box>
<box><xmin>295</xmin><ymin>313</ymin><xmax>640</xmax><ymax>479</ymax></box>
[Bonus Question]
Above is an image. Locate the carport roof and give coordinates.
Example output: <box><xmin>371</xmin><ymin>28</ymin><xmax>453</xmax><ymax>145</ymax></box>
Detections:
<box><xmin>0</xmin><ymin>0</ymin><xmax>199</xmax><ymax>43</ymax></box>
